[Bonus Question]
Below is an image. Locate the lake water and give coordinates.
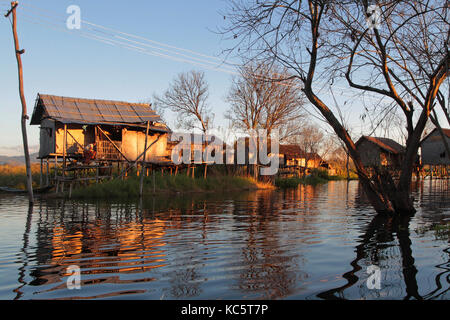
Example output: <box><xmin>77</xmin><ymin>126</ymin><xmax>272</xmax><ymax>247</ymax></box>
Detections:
<box><xmin>0</xmin><ymin>180</ymin><xmax>448</xmax><ymax>300</ymax></box>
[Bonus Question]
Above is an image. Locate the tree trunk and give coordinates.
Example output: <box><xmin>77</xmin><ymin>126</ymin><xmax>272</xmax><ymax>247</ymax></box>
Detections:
<box><xmin>303</xmin><ymin>88</ymin><xmax>396</xmax><ymax>214</ymax></box>
<box><xmin>10</xmin><ymin>3</ymin><xmax>33</xmax><ymax>203</ymax></box>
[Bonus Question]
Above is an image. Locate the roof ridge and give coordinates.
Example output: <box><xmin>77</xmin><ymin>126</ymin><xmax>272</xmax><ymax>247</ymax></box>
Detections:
<box><xmin>38</xmin><ymin>94</ymin><xmax>151</xmax><ymax>107</ymax></box>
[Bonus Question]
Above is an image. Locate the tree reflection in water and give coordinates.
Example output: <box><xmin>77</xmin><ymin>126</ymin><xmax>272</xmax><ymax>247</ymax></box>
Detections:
<box><xmin>316</xmin><ymin>213</ymin><xmax>422</xmax><ymax>300</ymax></box>
<box><xmin>317</xmin><ymin>179</ymin><xmax>449</xmax><ymax>300</ymax></box>
<box><xmin>8</xmin><ymin>180</ymin><xmax>449</xmax><ymax>300</ymax></box>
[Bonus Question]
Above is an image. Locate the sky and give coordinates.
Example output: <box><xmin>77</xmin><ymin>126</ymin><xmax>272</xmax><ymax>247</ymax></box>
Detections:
<box><xmin>0</xmin><ymin>0</ymin><xmax>240</xmax><ymax>155</ymax></box>
<box><xmin>0</xmin><ymin>0</ymin><xmax>445</xmax><ymax>156</ymax></box>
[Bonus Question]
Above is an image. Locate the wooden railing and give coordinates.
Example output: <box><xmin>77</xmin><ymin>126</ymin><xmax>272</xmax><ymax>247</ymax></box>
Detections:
<box><xmin>97</xmin><ymin>140</ymin><xmax>123</xmax><ymax>160</ymax></box>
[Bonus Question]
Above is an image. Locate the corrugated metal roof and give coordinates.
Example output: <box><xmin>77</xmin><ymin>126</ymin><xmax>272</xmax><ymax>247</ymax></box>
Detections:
<box><xmin>30</xmin><ymin>94</ymin><xmax>162</xmax><ymax>126</ymax></box>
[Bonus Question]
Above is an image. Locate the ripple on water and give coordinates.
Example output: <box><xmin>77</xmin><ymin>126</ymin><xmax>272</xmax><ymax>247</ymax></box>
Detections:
<box><xmin>0</xmin><ymin>180</ymin><xmax>448</xmax><ymax>300</ymax></box>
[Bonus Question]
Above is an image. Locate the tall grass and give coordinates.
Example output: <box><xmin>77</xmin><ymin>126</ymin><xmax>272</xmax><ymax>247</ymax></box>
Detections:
<box><xmin>70</xmin><ymin>173</ymin><xmax>272</xmax><ymax>199</ymax></box>
<box><xmin>274</xmin><ymin>168</ymin><xmax>355</xmax><ymax>189</ymax></box>
<box><xmin>0</xmin><ymin>164</ymin><xmax>42</xmax><ymax>189</ymax></box>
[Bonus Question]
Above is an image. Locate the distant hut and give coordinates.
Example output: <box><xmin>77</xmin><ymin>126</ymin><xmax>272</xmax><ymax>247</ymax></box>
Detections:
<box><xmin>279</xmin><ymin>145</ymin><xmax>332</xmax><ymax>176</ymax></box>
<box><xmin>421</xmin><ymin>128</ymin><xmax>450</xmax><ymax>165</ymax></box>
<box><xmin>305</xmin><ymin>152</ymin><xmax>333</xmax><ymax>174</ymax></box>
<box><xmin>279</xmin><ymin>145</ymin><xmax>329</xmax><ymax>169</ymax></box>
<box><xmin>355</xmin><ymin>136</ymin><xmax>405</xmax><ymax>168</ymax></box>
<box><xmin>167</xmin><ymin>133</ymin><xmax>232</xmax><ymax>164</ymax></box>
<box><xmin>30</xmin><ymin>94</ymin><xmax>171</xmax><ymax>165</ymax></box>
<box><xmin>279</xmin><ymin>145</ymin><xmax>306</xmax><ymax>167</ymax></box>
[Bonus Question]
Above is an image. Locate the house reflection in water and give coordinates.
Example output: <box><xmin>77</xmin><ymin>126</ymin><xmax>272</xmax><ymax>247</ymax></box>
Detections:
<box><xmin>12</xmin><ymin>181</ymin><xmax>449</xmax><ymax>300</ymax></box>
<box><xmin>24</xmin><ymin>202</ymin><xmax>169</xmax><ymax>298</ymax></box>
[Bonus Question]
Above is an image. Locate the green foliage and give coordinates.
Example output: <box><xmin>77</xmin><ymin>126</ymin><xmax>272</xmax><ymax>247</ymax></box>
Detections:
<box><xmin>275</xmin><ymin>169</ymin><xmax>341</xmax><ymax>189</ymax></box>
<box><xmin>275</xmin><ymin>177</ymin><xmax>302</xmax><ymax>188</ymax></box>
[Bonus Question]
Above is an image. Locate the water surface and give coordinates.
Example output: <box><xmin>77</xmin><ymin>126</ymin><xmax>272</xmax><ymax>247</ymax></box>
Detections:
<box><xmin>0</xmin><ymin>180</ymin><xmax>448</xmax><ymax>300</ymax></box>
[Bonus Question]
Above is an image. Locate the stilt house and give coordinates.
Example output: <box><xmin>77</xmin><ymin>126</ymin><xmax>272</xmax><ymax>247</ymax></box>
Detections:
<box><xmin>355</xmin><ymin>136</ymin><xmax>405</xmax><ymax>168</ymax></box>
<box><xmin>30</xmin><ymin>94</ymin><xmax>171</xmax><ymax>163</ymax></box>
<box><xmin>421</xmin><ymin>128</ymin><xmax>450</xmax><ymax>165</ymax></box>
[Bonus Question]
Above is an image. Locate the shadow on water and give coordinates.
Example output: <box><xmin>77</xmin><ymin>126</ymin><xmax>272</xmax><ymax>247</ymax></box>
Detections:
<box><xmin>5</xmin><ymin>180</ymin><xmax>449</xmax><ymax>300</ymax></box>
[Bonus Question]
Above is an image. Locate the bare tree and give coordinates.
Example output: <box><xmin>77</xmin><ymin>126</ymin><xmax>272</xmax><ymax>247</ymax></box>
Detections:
<box><xmin>153</xmin><ymin>70</ymin><xmax>213</xmax><ymax>134</ymax></box>
<box><xmin>225</xmin><ymin>62</ymin><xmax>305</xmax><ymax>140</ymax></box>
<box><xmin>287</xmin><ymin>124</ymin><xmax>326</xmax><ymax>167</ymax></box>
<box><xmin>222</xmin><ymin>0</ymin><xmax>449</xmax><ymax>214</ymax></box>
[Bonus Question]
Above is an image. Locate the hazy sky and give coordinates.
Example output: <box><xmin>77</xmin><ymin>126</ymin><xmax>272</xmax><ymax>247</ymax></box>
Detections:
<box><xmin>0</xmin><ymin>0</ymin><xmax>441</xmax><ymax>156</ymax></box>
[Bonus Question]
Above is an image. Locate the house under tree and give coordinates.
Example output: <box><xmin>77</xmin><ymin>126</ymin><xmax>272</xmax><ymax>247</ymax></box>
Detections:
<box><xmin>355</xmin><ymin>136</ymin><xmax>406</xmax><ymax>168</ymax></box>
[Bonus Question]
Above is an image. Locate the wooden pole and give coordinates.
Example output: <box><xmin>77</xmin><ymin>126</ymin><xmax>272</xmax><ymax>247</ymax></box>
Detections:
<box><xmin>46</xmin><ymin>158</ymin><xmax>49</xmax><ymax>186</ymax></box>
<box><xmin>40</xmin><ymin>158</ymin><xmax>43</xmax><ymax>187</ymax></box>
<box><xmin>6</xmin><ymin>2</ymin><xmax>33</xmax><ymax>203</ymax></box>
<box><xmin>54</xmin><ymin>155</ymin><xmax>57</xmax><ymax>180</ymax></box>
<box><xmin>152</xmin><ymin>165</ymin><xmax>156</xmax><ymax>193</ymax></box>
<box><xmin>140</xmin><ymin>121</ymin><xmax>150</xmax><ymax>197</ymax></box>
<box><xmin>63</xmin><ymin>124</ymin><xmax>67</xmax><ymax>177</ymax></box>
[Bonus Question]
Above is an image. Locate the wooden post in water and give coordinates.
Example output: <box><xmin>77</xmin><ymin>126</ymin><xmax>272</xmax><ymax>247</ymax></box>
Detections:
<box><xmin>54</xmin><ymin>155</ymin><xmax>57</xmax><ymax>180</ymax></box>
<box><xmin>140</xmin><ymin>121</ymin><xmax>150</xmax><ymax>197</ymax></box>
<box><xmin>46</xmin><ymin>158</ymin><xmax>49</xmax><ymax>186</ymax></box>
<box><xmin>153</xmin><ymin>165</ymin><xmax>156</xmax><ymax>193</ymax></box>
<box><xmin>62</xmin><ymin>124</ymin><xmax>67</xmax><ymax>192</ymax></box>
<box><xmin>6</xmin><ymin>2</ymin><xmax>33</xmax><ymax>203</ymax></box>
<box><xmin>40</xmin><ymin>159</ymin><xmax>43</xmax><ymax>187</ymax></box>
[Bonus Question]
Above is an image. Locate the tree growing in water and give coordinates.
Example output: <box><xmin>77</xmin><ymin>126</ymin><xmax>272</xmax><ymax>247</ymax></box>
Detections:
<box><xmin>221</xmin><ymin>0</ymin><xmax>449</xmax><ymax>214</ymax></box>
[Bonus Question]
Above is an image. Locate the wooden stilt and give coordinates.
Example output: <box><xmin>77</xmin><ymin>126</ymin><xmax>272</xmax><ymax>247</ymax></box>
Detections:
<box><xmin>40</xmin><ymin>158</ymin><xmax>43</xmax><ymax>187</ymax></box>
<box><xmin>46</xmin><ymin>158</ymin><xmax>49</xmax><ymax>186</ymax></box>
<box><xmin>153</xmin><ymin>165</ymin><xmax>156</xmax><ymax>193</ymax></box>
<box><xmin>63</xmin><ymin>124</ymin><xmax>67</xmax><ymax>179</ymax></box>
<box><xmin>140</xmin><ymin>121</ymin><xmax>149</xmax><ymax>197</ymax></box>
<box><xmin>54</xmin><ymin>155</ymin><xmax>57</xmax><ymax>180</ymax></box>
